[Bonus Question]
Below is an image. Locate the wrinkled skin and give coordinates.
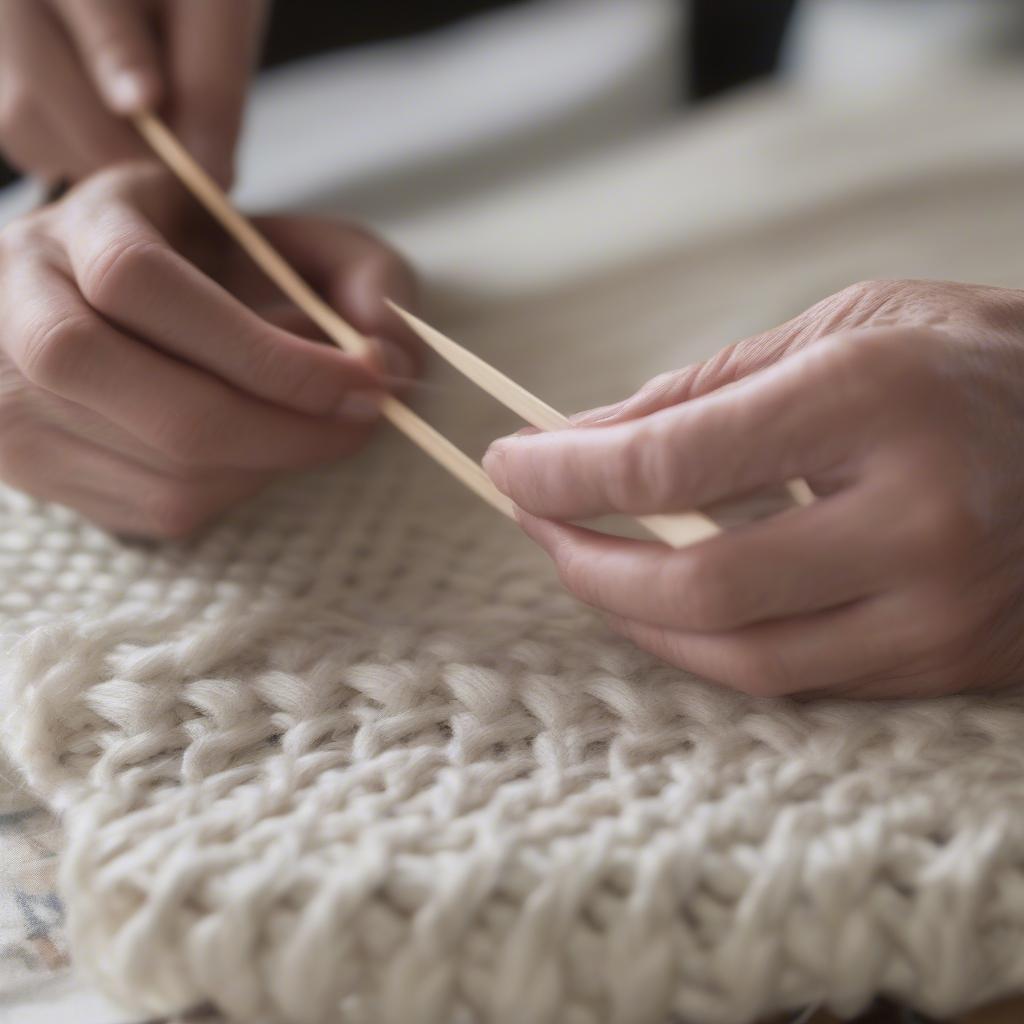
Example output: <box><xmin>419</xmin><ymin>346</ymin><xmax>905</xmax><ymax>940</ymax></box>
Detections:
<box><xmin>485</xmin><ymin>279</ymin><xmax>1024</xmax><ymax>699</ymax></box>
<box><xmin>0</xmin><ymin>162</ymin><xmax>421</xmax><ymax>538</ymax></box>
<box><xmin>0</xmin><ymin>0</ymin><xmax>266</xmax><ymax>185</ymax></box>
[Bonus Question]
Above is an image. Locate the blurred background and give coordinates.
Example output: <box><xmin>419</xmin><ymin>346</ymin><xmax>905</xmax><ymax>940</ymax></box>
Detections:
<box><xmin>4</xmin><ymin>0</ymin><xmax>1024</xmax><ymax>218</ymax></box>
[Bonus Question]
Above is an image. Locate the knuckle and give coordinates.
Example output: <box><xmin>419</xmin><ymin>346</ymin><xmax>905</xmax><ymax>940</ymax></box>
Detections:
<box><xmin>836</xmin><ymin>279</ymin><xmax>911</xmax><ymax>324</ymax></box>
<box><xmin>79</xmin><ymin>236</ymin><xmax>161</xmax><ymax>314</ymax></box>
<box><xmin>605</xmin><ymin>430</ymin><xmax>645</xmax><ymax>510</ymax></box>
<box><xmin>872</xmin><ymin>325</ymin><xmax>947</xmax><ymax>371</ymax></box>
<box><xmin>149</xmin><ymin>412</ymin><xmax>215</xmax><ymax>468</ymax></box>
<box><xmin>797</xmin><ymin>279</ymin><xmax>909</xmax><ymax>341</ymax></box>
<box><xmin>901</xmin><ymin>465</ymin><xmax>981</xmax><ymax>558</ymax></box>
<box><xmin>830</xmin><ymin>337</ymin><xmax>896</xmax><ymax>401</ymax></box>
<box><xmin>837</xmin><ymin>278</ymin><xmax>892</xmax><ymax>307</ymax></box>
<box><xmin>973</xmin><ymin>285</ymin><xmax>1024</xmax><ymax>334</ymax></box>
<box><xmin>815</xmin><ymin>326</ymin><xmax>944</xmax><ymax>415</ymax></box>
<box><xmin>626</xmin><ymin>367</ymin><xmax>696</xmax><ymax>412</ymax></box>
<box><xmin>19</xmin><ymin>312</ymin><xmax>94</xmax><ymax>391</ymax></box>
<box><xmin>608</xmin><ymin>422</ymin><xmax>677</xmax><ymax>512</ymax></box>
<box><xmin>675</xmin><ymin>555</ymin><xmax>738</xmax><ymax>631</ymax></box>
<box><xmin>0</xmin><ymin>214</ymin><xmax>42</xmax><ymax>255</ymax></box>
<box><xmin>250</xmin><ymin>342</ymin><xmax>331</xmax><ymax>415</ymax></box>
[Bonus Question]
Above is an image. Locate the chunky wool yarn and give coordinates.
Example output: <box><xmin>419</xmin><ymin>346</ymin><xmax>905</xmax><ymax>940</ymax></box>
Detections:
<box><xmin>6</xmin><ymin>73</ymin><xmax>1024</xmax><ymax>1024</ymax></box>
<box><xmin>4</xmin><ymin>380</ymin><xmax>1024</xmax><ymax>1024</ymax></box>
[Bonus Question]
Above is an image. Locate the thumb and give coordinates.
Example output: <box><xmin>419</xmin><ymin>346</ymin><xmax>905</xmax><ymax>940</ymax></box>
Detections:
<box><xmin>54</xmin><ymin>0</ymin><xmax>163</xmax><ymax>113</ymax></box>
<box><xmin>484</xmin><ymin>328</ymin><xmax>878</xmax><ymax>523</ymax></box>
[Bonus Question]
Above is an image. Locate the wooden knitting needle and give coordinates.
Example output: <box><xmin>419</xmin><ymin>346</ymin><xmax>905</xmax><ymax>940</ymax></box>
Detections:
<box><xmin>389</xmin><ymin>305</ymin><xmax>722</xmax><ymax>547</ymax></box>
<box><xmin>134</xmin><ymin>111</ymin><xmax>513</xmax><ymax>518</ymax></box>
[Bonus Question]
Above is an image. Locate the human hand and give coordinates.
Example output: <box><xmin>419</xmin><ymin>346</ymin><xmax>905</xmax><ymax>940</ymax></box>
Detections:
<box><xmin>0</xmin><ymin>161</ymin><xmax>420</xmax><ymax>537</ymax></box>
<box><xmin>0</xmin><ymin>0</ymin><xmax>266</xmax><ymax>184</ymax></box>
<box><xmin>484</xmin><ymin>279</ymin><xmax>1024</xmax><ymax>698</ymax></box>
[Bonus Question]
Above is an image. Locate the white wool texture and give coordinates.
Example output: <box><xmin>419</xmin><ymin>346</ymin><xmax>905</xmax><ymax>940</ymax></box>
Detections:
<box><xmin>5</xmin><ymin>74</ymin><xmax>1024</xmax><ymax>1024</ymax></box>
<box><xmin>4</xmin><ymin>346</ymin><xmax>1024</xmax><ymax>1024</ymax></box>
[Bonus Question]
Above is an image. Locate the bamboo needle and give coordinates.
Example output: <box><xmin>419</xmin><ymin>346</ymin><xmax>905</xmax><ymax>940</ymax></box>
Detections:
<box><xmin>388</xmin><ymin>304</ymin><xmax>722</xmax><ymax>548</ymax></box>
<box><xmin>134</xmin><ymin>111</ymin><xmax>514</xmax><ymax>519</ymax></box>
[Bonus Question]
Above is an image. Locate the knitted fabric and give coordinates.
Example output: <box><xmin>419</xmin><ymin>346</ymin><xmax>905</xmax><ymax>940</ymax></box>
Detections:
<box><xmin>6</xmin><ymin>81</ymin><xmax>1024</xmax><ymax>1024</ymax></box>
<box><xmin>4</xmin><ymin>350</ymin><xmax>1024</xmax><ymax>1024</ymax></box>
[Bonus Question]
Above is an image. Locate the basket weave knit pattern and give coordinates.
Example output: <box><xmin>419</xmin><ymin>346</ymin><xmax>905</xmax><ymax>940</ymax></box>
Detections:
<box><xmin>4</xmin><ymin>403</ymin><xmax>1024</xmax><ymax>1024</ymax></box>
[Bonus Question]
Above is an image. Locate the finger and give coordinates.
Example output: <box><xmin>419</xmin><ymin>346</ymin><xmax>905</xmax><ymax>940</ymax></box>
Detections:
<box><xmin>256</xmin><ymin>216</ymin><xmax>423</xmax><ymax>379</ymax></box>
<box><xmin>0</xmin><ymin>4</ymin><xmax>67</xmax><ymax>178</ymax></box>
<box><xmin>4</xmin><ymin>265</ymin><xmax>379</xmax><ymax>472</ymax></box>
<box><xmin>605</xmin><ymin>596</ymin><xmax>900</xmax><ymax>698</ymax></box>
<box><xmin>52</xmin><ymin>0</ymin><xmax>162</xmax><ymax>114</ymax></box>
<box><xmin>32</xmin><ymin>384</ymin><xmax>268</xmax><ymax>483</ymax></box>
<box><xmin>257</xmin><ymin>304</ymin><xmax>327</xmax><ymax>341</ymax></box>
<box><xmin>516</xmin><ymin>487</ymin><xmax>895</xmax><ymax>631</ymax></box>
<box><xmin>0</xmin><ymin>419</ymin><xmax>269</xmax><ymax>537</ymax></box>
<box><xmin>249</xmin><ymin>305</ymin><xmax>424</xmax><ymax>401</ymax></box>
<box><xmin>484</xmin><ymin>330</ymin><xmax>892</xmax><ymax>521</ymax></box>
<box><xmin>59</xmin><ymin>195</ymin><xmax>385</xmax><ymax>418</ymax></box>
<box><xmin>0</xmin><ymin>2</ymin><xmax>85</xmax><ymax>177</ymax></box>
<box><xmin>15</xmin><ymin>2</ymin><xmax>144</xmax><ymax>174</ymax></box>
<box><xmin>163</xmin><ymin>0</ymin><xmax>267</xmax><ymax>184</ymax></box>
<box><xmin>571</xmin><ymin>287</ymin><xmax>878</xmax><ymax>427</ymax></box>
<box><xmin>572</xmin><ymin>337</ymin><xmax>806</xmax><ymax>428</ymax></box>
<box><xmin>0</xmin><ymin>97</ymin><xmax>66</xmax><ymax>181</ymax></box>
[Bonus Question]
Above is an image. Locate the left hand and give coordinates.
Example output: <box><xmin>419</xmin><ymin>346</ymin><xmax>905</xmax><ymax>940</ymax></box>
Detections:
<box><xmin>483</xmin><ymin>279</ymin><xmax>1024</xmax><ymax>699</ymax></box>
<box><xmin>0</xmin><ymin>161</ymin><xmax>422</xmax><ymax>538</ymax></box>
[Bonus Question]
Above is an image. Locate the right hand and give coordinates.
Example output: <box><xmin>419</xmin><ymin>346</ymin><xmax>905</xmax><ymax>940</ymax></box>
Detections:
<box><xmin>0</xmin><ymin>0</ymin><xmax>267</xmax><ymax>185</ymax></box>
<box><xmin>0</xmin><ymin>161</ymin><xmax>422</xmax><ymax>538</ymax></box>
<box><xmin>484</xmin><ymin>279</ymin><xmax>1024</xmax><ymax>699</ymax></box>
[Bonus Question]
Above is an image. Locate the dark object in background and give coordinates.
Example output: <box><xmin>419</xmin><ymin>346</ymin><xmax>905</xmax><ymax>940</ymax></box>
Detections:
<box><xmin>261</xmin><ymin>0</ymin><xmax>534</xmax><ymax>67</ymax></box>
<box><xmin>689</xmin><ymin>0</ymin><xmax>799</xmax><ymax>99</ymax></box>
<box><xmin>0</xmin><ymin>0</ymin><xmax>797</xmax><ymax>189</ymax></box>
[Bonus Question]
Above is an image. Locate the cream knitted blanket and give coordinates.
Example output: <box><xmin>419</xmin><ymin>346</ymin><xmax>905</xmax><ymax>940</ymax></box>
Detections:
<box><xmin>4</xmin><ymin>74</ymin><xmax>1024</xmax><ymax>1024</ymax></box>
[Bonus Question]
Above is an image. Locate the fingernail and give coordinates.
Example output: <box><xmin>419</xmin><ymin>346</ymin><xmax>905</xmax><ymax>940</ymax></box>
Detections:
<box><xmin>105</xmin><ymin>69</ymin><xmax>149</xmax><ymax>113</ymax></box>
<box><xmin>482</xmin><ymin>441</ymin><xmax>509</xmax><ymax>493</ymax></box>
<box><xmin>336</xmin><ymin>390</ymin><xmax>381</xmax><ymax>423</ymax></box>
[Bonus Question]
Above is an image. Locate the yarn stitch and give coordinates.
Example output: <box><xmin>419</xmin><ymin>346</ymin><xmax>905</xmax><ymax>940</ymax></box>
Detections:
<box><xmin>5</xmin><ymin>417</ymin><xmax>1024</xmax><ymax>1024</ymax></box>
